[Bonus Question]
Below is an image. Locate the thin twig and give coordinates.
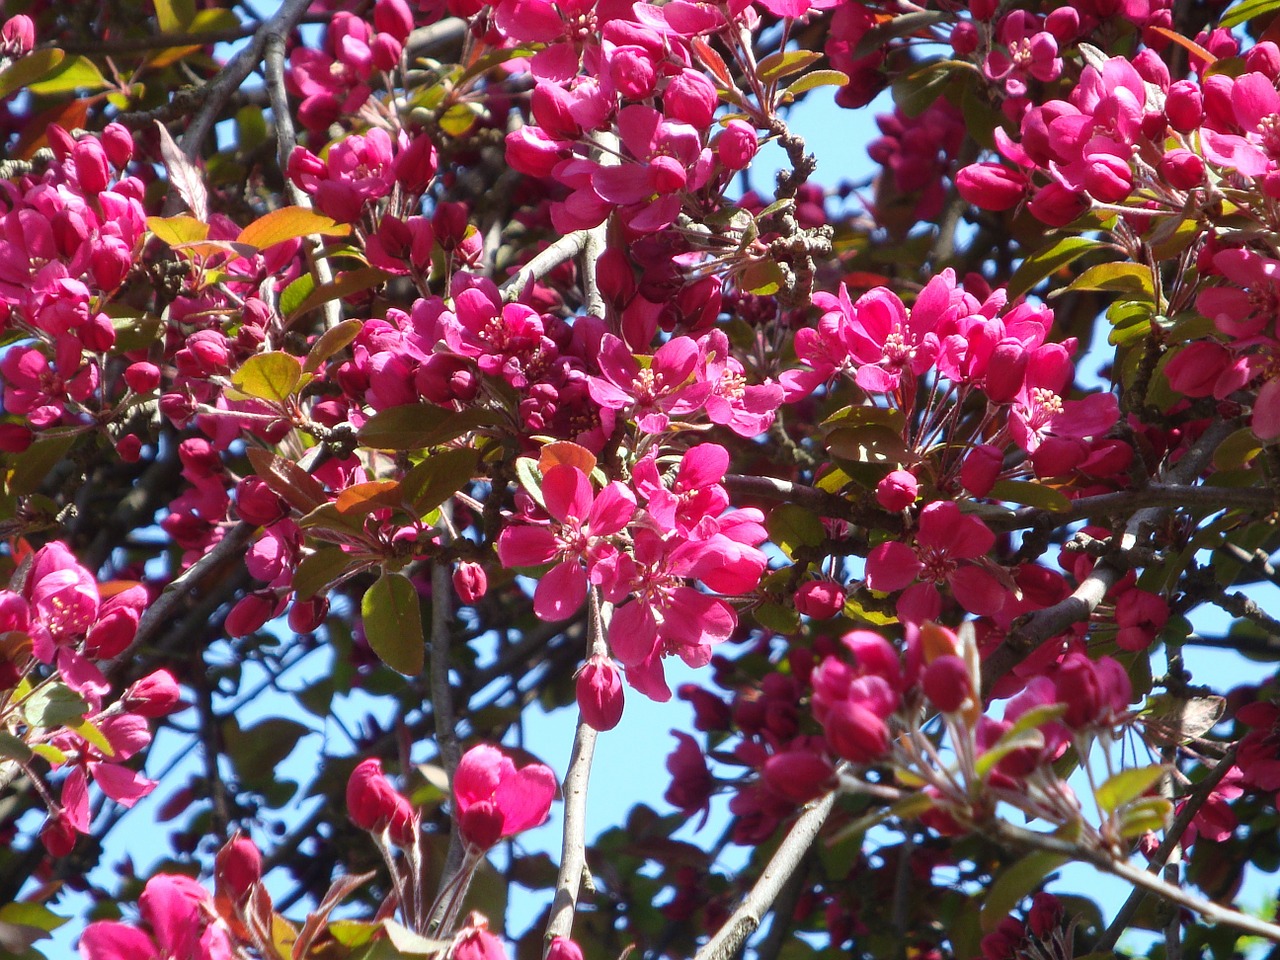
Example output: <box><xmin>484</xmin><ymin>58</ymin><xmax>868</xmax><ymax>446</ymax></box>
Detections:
<box><xmin>431</xmin><ymin>505</ymin><xmax>464</xmax><ymax>884</ymax></box>
<box><xmin>692</xmin><ymin>790</ymin><xmax>837</xmax><ymax>960</ymax></box>
<box><xmin>263</xmin><ymin>28</ymin><xmax>339</xmax><ymax>329</ymax></box>
<box><xmin>501</xmin><ymin>232</ymin><xmax>588</xmax><ymax>302</ymax></box>
<box><xmin>112</xmin><ymin>521</ymin><xmax>256</xmax><ymax>666</ymax></box>
<box><xmin>177</xmin><ymin>0</ymin><xmax>314</xmax><ymax>159</ymax></box>
<box><xmin>1096</xmin><ymin>746</ymin><xmax>1239</xmax><ymax>952</ymax></box>
<box><xmin>988</xmin><ymin>816</ymin><xmax>1280</xmax><ymax>944</ymax></box>
<box><xmin>983</xmin><ymin>419</ymin><xmax>1239</xmax><ymax>694</ymax></box>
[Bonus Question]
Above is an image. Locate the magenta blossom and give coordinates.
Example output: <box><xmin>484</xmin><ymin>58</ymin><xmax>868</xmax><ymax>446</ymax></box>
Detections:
<box><xmin>496</xmin><ymin>464</ymin><xmax>635</xmax><ymax>621</ymax></box>
<box><xmin>864</xmin><ymin>501</ymin><xmax>1005</xmax><ymax>622</ymax></box>
<box><xmin>453</xmin><ymin>744</ymin><xmax>557</xmax><ymax>851</ymax></box>
<box><xmin>587</xmin><ymin>334</ymin><xmax>711</xmax><ymax>432</ymax></box>
<box><xmin>80</xmin><ymin>873</ymin><xmax>231</xmax><ymax>960</ymax></box>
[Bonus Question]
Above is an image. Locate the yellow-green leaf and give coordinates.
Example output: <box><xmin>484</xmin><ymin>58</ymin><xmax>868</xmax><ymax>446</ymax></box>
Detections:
<box><xmin>1096</xmin><ymin>764</ymin><xmax>1168</xmax><ymax>814</ymax></box>
<box><xmin>439</xmin><ymin>102</ymin><xmax>482</xmax><ymax>137</ymax></box>
<box><xmin>757</xmin><ymin>49</ymin><xmax>822</xmax><ymax>84</ymax></box>
<box><xmin>236</xmin><ymin>206</ymin><xmax>351</xmax><ymax>250</ymax></box>
<box><xmin>981</xmin><ymin>851</ymin><xmax>1070</xmax><ymax>932</ymax></box>
<box><xmin>230</xmin><ymin>352</ymin><xmax>303</xmax><ymax>403</ymax></box>
<box><xmin>0</xmin><ymin>49</ymin><xmax>65</xmax><ymax>100</ymax></box>
<box><xmin>155</xmin><ymin>0</ymin><xmax>197</xmax><ymax>32</ymax></box>
<box><xmin>148</xmin><ymin>215</ymin><xmax>210</xmax><ymax>246</ymax></box>
<box><xmin>27</xmin><ymin>55</ymin><xmax>110</xmax><ymax>95</ymax></box>
<box><xmin>303</xmin><ymin>318</ymin><xmax>363</xmax><ymax>374</ymax></box>
<box><xmin>1007</xmin><ymin>236</ymin><xmax>1100</xmax><ymax>301</ymax></box>
<box><xmin>362</xmin><ymin>572</ymin><xmax>425</xmax><ymax>676</ymax></box>
<box><xmin>785</xmin><ymin>69</ymin><xmax>850</xmax><ymax>96</ymax></box>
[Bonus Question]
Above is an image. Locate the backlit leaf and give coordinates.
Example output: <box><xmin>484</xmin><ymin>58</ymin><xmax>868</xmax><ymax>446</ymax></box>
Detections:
<box><xmin>236</xmin><ymin>207</ymin><xmax>351</xmax><ymax>250</ymax></box>
<box><xmin>230</xmin><ymin>352</ymin><xmax>303</xmax><ymax>403</ymax></box>
<box><xmin>362</xmin><ymin>572</ymin><xmax>425</xmax><ymax>676</ymax></box>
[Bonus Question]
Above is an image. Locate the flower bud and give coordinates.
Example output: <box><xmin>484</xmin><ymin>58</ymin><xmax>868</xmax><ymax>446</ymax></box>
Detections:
<box><xmin>547</xmin><ymin>937</ymin><xmax>584</xmax><ymax>960</ymax></box>
<box><xmin>956</xmin><ymin>163</ymin><xmax>1025</xmax><ymax>211</ymax></box>
<box><xmin>41</xmin><ymin>813</ymin><xmax>77</xmax><ymax>857</ymax></box>
<box><xmin>1165</xmin><ymin>80</ymin><xmax>1203</xmax><ymax>132</ymax></box>
<box><xmin>1158</xmin><ymin>149</ymin><xmax>1204</xmax><ymax>190</ymax></box>
<box><xmin>823</xmin><ymin>699</ymin><xmax>889</xmax><ymax>764</ymax></box>
<box><xmin>226</xmin><ymin>591</ymin><xmax>278</xmax><ymax>638</ymax></box>
<box><xmin>215</xmin><ymin>832</ymin><xmax>263</xmax><ymax>900</ymax></box>
<box><xmin>374</xmin><ymin>0</ymin><xmax>415</xmax><ymax>42</ymax></box>
<box><xmin>73</xmin><ymin>139</ymin><xmax>111</xmax><ymax>195</ymax></box>
<box><xmin>717</xmin><ymin>119</ymin><xmax>758</xmax><ymax>171</ymax></box>
<box><xmin>875</xmin><ymin>469</ymin><xmax>918</xmax><ymax>511</ymax></box>
<box><xmin>123</xmin><ymin>362</ymin><xmax>161</xmax><ymax>394</ymax></box>
<box><xmin>0</xmin><ymin>15</ymin><xmax>35</xmax><ymax>57</ymax></box>
<box><xmin>922</xmin><ymin>655</ymin><xmax>971</xmax><ymax>713</ymax></box>
<box><xmin>236</xmin><ymin>477</ymin><xmax>290</xmax><ymax>527</ymax></box>
<box><xmin>101</xmin><ymin>123</ymin><xmax>134</xmax><ymax>169</ymax></box>
<box><xmin>664</xmin><ymin>70</ymin><xmax>718</xmax><ymax>129</ymax></box>
<box><xmin>288</xmin><ymin>595</ymin><xmax>329</xmax><ymax>634</ymax></box>
<box><xmin>793</xmin><ymin>581</ymin><xmax>845</xmax><ymax>620</ymax></box>
<box><xmin>123</xmin><ymin>669</ymin><xmax>182</xmax><ymax>717</ymax></box>
<box><xmin>761</xmin><ymin>750</ymin><xmax>835</xmax><ymax>803</ymax></box>
<box><xmin>346</xmin><ymin>758</ymin><xmax>417</xmax><ymax>842</ymax></box>
<box><xmin>950</xmin><ymin>20</ymin><xmax>978</xmax><ymax>55</ymax></box>
<box><xmin>961</xmin><ymin>443</ymin><xmax>1003</xmax><ymax>496</ymax></box>
<box><xmin>576</xmin><ymin>655</ymin><xmax>624</xmax><ymax>731</ymax></box>
<box><xmin>453</xmin><ymin>562</ymin><xmax>488</xmax><ymax>604</ymax></box>
<box><xmin>1027</xmin><ymin>182</ymin><xmax>1088</xmax><ymax>227</ymax></box>
<box><xmin>0</xmin><ymin>423</ymin><xmax>33</xmax><ymax>453</ymax></box>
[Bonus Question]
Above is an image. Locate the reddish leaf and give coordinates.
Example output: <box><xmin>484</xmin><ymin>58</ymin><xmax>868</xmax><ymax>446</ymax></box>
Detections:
<box><xmin>245</xmin><ymin>448</ymin><xmax>327</xmax><ymax>514</ymax></box>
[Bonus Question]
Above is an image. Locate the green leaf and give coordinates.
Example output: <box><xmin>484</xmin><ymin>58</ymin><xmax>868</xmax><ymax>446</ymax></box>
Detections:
<box><xmin>981</xmin><ymin>850</ymin><xmax>1070</xmax><ymax>932</ymax></box>
<box><xmin>740</xmin><ymin>259</ymin><xmax>784</xmax><ymax>296</ymax></box>
<box><xmin>1096</xmin><ymin>764</ymin><xmax>1168</xmax><ymax>814</ymax></box>
<box><xmin>853</xmin><ymin>10</ymin><xmax>951</xmax><ymax>58</ymax></box>
<box><xmin>304</xmin><ymin>319</ymin><xmax>364</xmax><ymax>374</ymax></box>
<box><xmin>975</xmin><ymin>729</ymin><xmax>1045</xmax><ymax>780</ymax></box>
<box><xmin>5</xmin><ymin>430</ymin><xmax>78</xmax><ymax>496</ymax></box>
<box><xmin>383</xmin><ymin>920</ymin><xmax>450</xmax><ymax>956</ymax></box>
<box><xmin>826</xmin><ymin>425</ymin><xmax>909</xmax><ymax>465</ymax></box>
<box><xmin>785</xmin><ymin>69</ymin><xmax>850</xmax><ymax>96</ymax></box>
<box><xmin>439</xmin><ymin>102</ymin><xmax>482</xmax><ymax>137</ymax></box>
<box><xmin>514</xmin><ymin>457</ymin><xmax>545</xmax><ymax>509</ymax></box>
<box><xmin>1007</xmin><ymin>237</ymin><xmax>1101</xmax><ymax>301</ymax></box>
<box><xmin>26</xmin><ymin>55</ymin><xmax>110</xmax><ymax>95</ymax></box>
<box><xmin>147</xmin><ymin>215</ymin><xmax>209</xmax><ymax>246</ymax></box>
<box><xmin>1141</xmin><ymin>693</ymin><xmax>1226</xmax><ymax>746</ymax></box>
<box><xmin>0</xmin><ymin>902</ymin><xmax>67</xmax><ymax>934</ymax></box>
<box><xmin>1058</xmin><ymin>262</ymin><xmax>1154</xmax><ymax>299</ymax></box>
<box><xmin>1213</xmin><ymin>427</ymin><xmax>1264</xmax><ymax>470</ymax></box>
<box><xmin>280</xmin><ymin>274</ymin><xmax>316</xmax><ymax>318</ymax></box>
<box><xmin>358</xmin><ymin>404</ymin><xmax>499</xmax><ymax>450</ymax></box>
<box><xmin>236</xmin><ymin>207</ymin><xmax>352</xmax><ymax>250</ymax></box>
<box><xmin>1220</xmin><ymin>0</ymin><xmax>1280</xmax><ymax>29</ymax></box>
<box><xmin>362</xmin><ymin>573</ymin><xmax>425</xmax><ymax>676</ymax></box>
<box><xmin>293</xmin><ymin>547</ymin><xmax>354</xmax><ymax>600</ymax></box>
<box><xmin>757</xmin><ymin>49</ymin><xmax>822</xmax><ymax>84</ymax></box>
<box><xmin>290</xmin><ymin>267</ymin><xmax>389</xmax><ymax>318</ymax></box>
<box><xmin>22</xmin><ymin>683</ymin><xmax>89</xmax><ymax>729</ymax></box>
<box><xmin>155</xmin><ymin>0</ymin><xmax>196</xmax><ymax>32</ymax></box>
<box><xmin>329</xmin><ymin>920</ymin><xmax>380</xmax><ymax>948</ymax></box>
<box><xmin>221</xmin><ymin>717</ymin><xmax>309</xmax><ymax>785</ymax></box>
<box><xmin>1118</xmin><ymin>797</ymin><xmax>1173</xmax><ymax>837</ymax></box>
<box><xmin>766</xmin><ymin>503</ymin><xmax>826</xmax><ymax>560</ymax></box>
<box><xmin>230</xmin><ymin>352</ymin><xmax>304</xmax><ymax>403</ymax></box>
<box><xmin>989</xmin><ymin>480</ymin><xmax>1072</xmax><ymax>512</ymax></box>
<box><xmin>1005</xmin><ymin>702</ymin><xmax>1068</xmax><ymax>738</ymax></box>
<box><xmin>402</xmin><ymin>448</ymin><xmax>480</xmax><ymax>517</ymax></box>
<box><xmin>892</xmin><ymin>59</ymin><xmax>966</xmax><ymax>117</ymax></box>
<box><xmin>0</xmin><ymin>49</ymin><xmax>65</xmax><ymax>100</ymax></box>
<box><xmin>0</xmin><ymin>731</ymin><xmax>34</xmax><ymax>763</ymax></box>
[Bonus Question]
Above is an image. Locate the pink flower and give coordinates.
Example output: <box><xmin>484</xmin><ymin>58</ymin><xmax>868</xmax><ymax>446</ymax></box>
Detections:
<box><xmin>346</xmin><ymin>758</ymin><xmax>416</xmax><ymax>843</ymax></box>
<box><xmin>453</xmin><ymin>744</ymin><xmax>557</xmax><ymax>851</ymax></box>
<box><xmin>496</xmin><ymin>464</ymin><xmax>635</xmax><ymax>621</ymax></box>
<box><xmin>80</xmin><ymin>874</ymin><xmax>232</xmax><ymax>960</ymax></box>
<box><xmin>632</xmin><ymin>443</ymin><xmax>729</xmax><ymax>536</ymax></box>
<box><xmin>587</xmin><ymin>334</ymin><xmax>711</xmax><ymax>432</ymax></box>
<box><xmin>1197</xmin><ymin>248</ymin><xmax>1280</xmax><ymax>339</ymax></box>
<box><xmin>864</xmin><ymin>501</ymin><xmax>1005</xmax><ymax>622</ymax></box>
<box><xmin>576</xmin><ymin>654</ymin><xmax>625</xmax><ymax>731</ymax></box>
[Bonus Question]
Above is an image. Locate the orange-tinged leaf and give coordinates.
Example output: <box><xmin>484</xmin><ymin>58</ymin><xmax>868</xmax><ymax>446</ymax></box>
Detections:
<box><xmin>98</xmin><ymin>580</ymin><xmax>144</xmax><ymax>599</ymax></box>
<box><xmin>538</xmin><ymin>441</ymin><xmax>597</xmax><ymax>476</ymax></box>
<box><xmin>236</xmin><ymin>206</ymin><xmax>351</xmax><ymax>250</ymax></box>
<box><xmin>303</xmin><ymin>319</ymin><xmax>363</xmax><ymax>374</ymax></box>
<box><xmin>692</xmin><ymin>37</ymin><xmax>732</xmax><ymax>88</ymax></box>
<box><xmin>245</xmin><ymin>448</ymin><xmax>327</xmax><ymax>514</ymax></box>
<box><xmin>1149</xmin><ymin>26</ymin><xmax>1217</xmax><ymax>64</ymax></box>
<box><xmin>335</xmin><ymin>480</ymin><xmax>402</xmax><ymax>516</ymax></box>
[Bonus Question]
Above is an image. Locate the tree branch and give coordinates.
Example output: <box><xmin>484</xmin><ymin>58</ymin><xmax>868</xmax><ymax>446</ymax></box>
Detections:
<box><xmin>987</xmin><ymin>811</ymin><xmax>1280</xmax><ymax>944</ymax></box>
<box><xmin>177</xmin><ymin>0</ymin><xmax>314</xmax><ymax>159</ymax></box>
<box><xmin>263</xmin><ymin>28</ymin><xmax>339</xmax><ymax>329</ymax></box>
<box><xmin>983</xmin><ymin>419</ymin><xmax>1239</xmax><ymax>695</ymax></box>
<box><xmin>501</xmin><ymin>232</ymin><xmax>588</xmax><ymax>302</ymax></box>
<box><xmin>692</xmin><ymin>789</ymin><xmax>837</xmax><ymax>960</ymax></box>
<box><xmin>1096</xmin><ymin>746</ymin><xmax>1240</xmax><ymax>952</ymax></box>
